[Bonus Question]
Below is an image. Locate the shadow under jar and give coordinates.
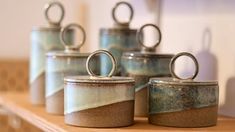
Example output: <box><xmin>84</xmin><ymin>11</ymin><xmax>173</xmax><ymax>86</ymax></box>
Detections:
<box><xmin>121</xmin><ymin>24</ymin><xmax>174</xmax><ymax>117</ymax></box>
<box><xmin>64</xmin><ymin>50</ymin><xmax>135</xmax><ymax>128</ymax></box>
<box><xmin>46</xmin><ymin>23</ymin><xmax>98</xmax><ymax>115</ymax></box>
<box><xmin>148</xmin><ymin>52</ymin><xmax>219</xmax><ymax>127</ymax></box>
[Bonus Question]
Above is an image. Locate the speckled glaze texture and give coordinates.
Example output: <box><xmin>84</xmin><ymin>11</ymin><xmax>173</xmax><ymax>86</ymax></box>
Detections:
<box><xmin>121</xmin><ymin>54</ymin><xmax>173</xmax><ymax>116</ymax></box>
<box><xmin>149</xmin><ymin>83</ymin><xmax>219</xmax><ymax>114</ymax></box>
<box><xmin>30</xmin><ymin>29</ymin><xmax>73</xmax><ymax>105</ymax></box>
<box><xmin>148</xmin><ymin>79</ymin><xmax>219</xmax><ymax>127</ymax></box>
<box><xmin>99</xmin><ymin>29</ymin><xmax>140</xmax><ymax>76</ymax></box>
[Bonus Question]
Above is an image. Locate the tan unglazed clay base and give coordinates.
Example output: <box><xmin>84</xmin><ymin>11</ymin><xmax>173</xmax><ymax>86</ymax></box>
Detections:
<box><xmin>46</xmin><ymin>89</ymin><xmax>64</xmax><ymax>115</ymax></box>
<box><xmin>65</xmin><ymin>100</ymin><xmax>134</xmax><ymax>128</ymax></box>
<box><xmin>30</xmin><ymin>73</ymin><xmax>45</xmax><ymax>105</ymax></box>
<box><xmin>135</xmin><ymin>88</ymin><xmax>148</xmax><ymax>117</ymax></box>
<box><xmin>149</xmin><ymin>106</ymin><xmax>218</xmax><ymax>128</ymax></box>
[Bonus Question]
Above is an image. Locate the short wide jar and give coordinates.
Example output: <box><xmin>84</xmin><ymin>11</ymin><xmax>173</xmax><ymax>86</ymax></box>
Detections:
<box><xmin>148</xmin><ymin>52</ymin><xmax>219</xmax><ymax>127</ymax></box>
<box><xmin>64</xmin><ymin>50</ymin><xmax>135</xmax><ymax>128</ymax></box>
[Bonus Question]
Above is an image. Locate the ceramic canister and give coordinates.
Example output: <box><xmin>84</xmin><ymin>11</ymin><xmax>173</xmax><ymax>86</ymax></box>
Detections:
<box><xmin>149</xmin><ymin>52</ymin><xmax>219</xmax><ymax>127</ymax></box>
<box><xmin>64</xmin><ymin>50</ymin><xmax>135</xmax><ymax>128</ymax></box>
<box><xmin>30</xmin><ymin>1</ymin><xmax>73</xmax><ymax>105</ymax></box>
<box><xmin>46</xmin><ymin>23</ymin><xmax>98</xmax><ymax>115</ymax></box>
<box><xmin>121</xmin><ymin>24</ymin><xmax>174</xmax><ymax>117</ymax></box>
<box><xmin>99</xmin><ymin>1</ymin><xmax>141</xmax><ymax>76</ymax></box>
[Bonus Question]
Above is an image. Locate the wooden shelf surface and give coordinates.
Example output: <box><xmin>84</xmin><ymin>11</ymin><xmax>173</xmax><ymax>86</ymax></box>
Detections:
<box><xmin>0</xmin><ymin>92</ymin><xmax>235</xmax><ymax>132</ymax></box>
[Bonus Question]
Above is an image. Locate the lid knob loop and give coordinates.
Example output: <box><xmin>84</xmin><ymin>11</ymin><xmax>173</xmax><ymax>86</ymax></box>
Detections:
<box><xmin>169</xmin><ymin>52</ymin><xmax>199</xmax><ymax>80</ymax></box>
<box><xmin>60</xmin><ymin>23</ymin><xmax>86</xmax><ymax>52</ymax></box>
<box><xmin>86</xmin><ymin>50</ymin><xmax>117</xmax><ymax>78</ymax></box>
<box><xmin>44</xmin><ymin>1</ymin><xmax>65</xmax><ymax>27</ymax></box>
<box><xmin>137</xmin><ymin>24</ymin><xmax>162</xmax><ymax>52</ymax></box>
<box><xmin>112</xmin><ymin>1</ymin><xmax>134</xmax><ymax>27</ymax></box>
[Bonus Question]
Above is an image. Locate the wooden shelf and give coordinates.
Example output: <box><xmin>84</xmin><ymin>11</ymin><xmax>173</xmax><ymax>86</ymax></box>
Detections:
<box><xmin>0</xmin><ymin>92</ymin><xmax>235</xmax><ymax>132</ymax></box>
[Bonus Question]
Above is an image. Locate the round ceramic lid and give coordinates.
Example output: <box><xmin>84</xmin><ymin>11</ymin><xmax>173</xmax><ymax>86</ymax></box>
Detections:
<box><xmin>46</xmin><ymin>23</ymin><xmax>87</xmax><ymax>57</ymax></box>
<box><xmin>32</xmin><ymin>26</ymin><xmax>61</xmax><ymax>31</ymax></box>
<box><xmin>122</xmin><ymin>23</ymin><xmax>174</xmax><ymax>58</ymax></box>
<box><xmin>100</xmin><ymin>28</ymin><xmax>136</xmax><ymax>34</ymax></box>
<box><xmin>122</xmin><ymin>52</ymin><xmax>174</xmax><ymax>58</ymax></box>
<box><xmin>46</xmin><ymin>51</ymin><xmax>89</xmax><ymax>57</ymax></box>
<box><xmin>149</xmin><ymin>52</ymin><xmax>218</xmax><ymax>86</ymax></box>
<box><xmin>64</xmin><ymin>76</ymin><xmax>134</xmax><ymax>84</ymax></box>
<box><xmin>150</xmin><ymin>77</ymin><xmax>218</xmax><ymax>86</ymax></box>
<box><xmin>65</xmin><ymin>49</ymin><xmax>135</xmax><ymax>84</ymax></box>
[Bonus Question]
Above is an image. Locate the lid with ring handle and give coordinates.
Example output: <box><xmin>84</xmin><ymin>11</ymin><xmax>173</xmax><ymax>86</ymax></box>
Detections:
<box><xmin>122</xmin><ymin>23</ymin><xmax>173</xmax><ymax>58</ymax></box>
<box><xmin>33</xmin><ymin>1</ymin><xmax>65</xmax><ymax>30</ymax></box>
<box><xmin>64</xmin><ymin>49</ymin><xmax>135</xmax><ymax>83</ymax></box>
<box><xmin>149</xmin><ymin>52</ymin><xmax>218</xmax><ymax>85</ymax></box>
<box><xmin>112</xmin><ymin>1</ymin><xmax>134</xmax><ymax>28</ymax></box>
<box><xmin>46</xmin><ymin>23</ymin><xmax>89</xmax><ymax>57</ymax></box>
<box><xmin>100</xmin><ymin>1</ymin><xmax>136</xmax><ymax>34</ymax></box>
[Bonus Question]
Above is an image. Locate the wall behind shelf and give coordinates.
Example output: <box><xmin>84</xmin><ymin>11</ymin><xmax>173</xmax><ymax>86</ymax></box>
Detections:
<box><xmin>0</xmin><ymin>0</ymin><xmax>234</xmax><ymax>117</ymax></box>
<box><xmin>0</xmin><ymin>0</ymin><xmax>159</xmax><ymax>59</ymax></box>
<box><xmin>159</xmin><ymin>0</ymin><xmax>235</xmax><ymax>117</ymax></box>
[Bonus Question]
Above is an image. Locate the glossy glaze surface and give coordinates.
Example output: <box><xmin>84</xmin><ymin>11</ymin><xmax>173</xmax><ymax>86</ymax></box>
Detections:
<box><xmin>99</xmin><ymin>29</ymin><xmax>140</xmax><ymax>76</ymax></box>
<box><xmin>121</xmin><ymin>52</ymin><xmax>173</xmax><ymax>116</ymax></box>
<box><xmin>30</xmin><ymin>29</ymin><xmax>73</xmax><ymax>105</ymax></box>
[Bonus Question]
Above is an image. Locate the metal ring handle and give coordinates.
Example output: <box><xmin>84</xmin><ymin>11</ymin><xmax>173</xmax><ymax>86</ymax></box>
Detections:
<box><xmin>170</xmin><ymin>52</ymin><xmax>199</xmax><ymax>80</ymax></box>
<box><xmin>60</xmin><ymin>23</ymin><xmax>86</xmax><ymax>51</ymax></box>
<box><xmin>86</xmin><ymin>50</ymin><xmax>117</xmax><ymax>77</ymax></box>
<box><xmin>137</xmin><ymin>24</ymin><xmax>162</xmax><ymax>49</ymax></box>
<box><xmin>44</xmin><ymin>1</ymin><xmax>65</xmax><ymax>26</ymax></box>
<box><xmin>112</xmin><ymin>1</ymin><xmax>134</xmax><ymax>26</ymax></box>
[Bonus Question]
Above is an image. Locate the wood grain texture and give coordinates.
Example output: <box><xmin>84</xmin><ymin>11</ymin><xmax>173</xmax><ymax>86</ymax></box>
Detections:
<box><xmin>0</xmin><ymin>60</ymin><xmax>28</xmax><ymax>92</ymax></box>
<box><xmin>0</xmin><ymin>107</ymin><xmax>42</xmax><ymax>132</ymax></box>
<box><xmin>0</xmin><ymin>92</ymin><xmax>235</xmax><ymax>132</ymax></box>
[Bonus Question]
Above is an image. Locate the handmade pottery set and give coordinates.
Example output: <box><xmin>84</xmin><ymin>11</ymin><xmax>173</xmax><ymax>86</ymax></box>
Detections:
<box><xmin>29</xmin><ymin>1</ymin><xmax>219</xmax><ymax>128</ymax></box>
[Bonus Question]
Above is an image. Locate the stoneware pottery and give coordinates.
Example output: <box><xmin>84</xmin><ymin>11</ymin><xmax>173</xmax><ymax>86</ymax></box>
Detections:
<box><xmin>149</xmin><ymin>52</ymin><xmax>219</xmax><ymax>127</ymax></box>
<box><xmin>30</xmin><ymin>1</ymin><xmax>73</xmax><ymax>105</ymax></box>
<box><xmin>121</xmin><ymin>24</ymin><xmax>174</xmax><ymax>117</ymax></box>
<box><xmin>46</xmin><ymin>23</ymin><xmax>98</xmax><ymax>115</ymax></box>
<box><xmin>64</xmin><ymin>50</ymin><xmax>135</xmax><ymax>128</ymax></box>
<box><xmin>99</xmin><ymin>1</ymin><xmax>141</xmax><ymax>76</ymax></box>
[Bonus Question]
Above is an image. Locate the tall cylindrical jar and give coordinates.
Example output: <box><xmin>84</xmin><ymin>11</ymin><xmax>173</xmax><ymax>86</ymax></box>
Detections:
<box><xmin>99</xmin><ymin>2</ymin><xmax>141</xmax><ymax>76</ymax></box>
<box><xmin>45</xmin><ymin>23</ymin><xmax>98</xmax><ymax>115</ymax></box>
<box><xmin>64</xmin><ymin>50</ymin><xmax>135</xmax><ymax>128</ymax></box>
<box><xmin>149</xmin><ymin>52</ymin><xmax>219</xmax><ymax>127</ymax></box>
<box><xmin>30</xmin><ymin>1</ymin><xmax>73</xmax><ymax>105</ymax></box>
<box><xmin>121</xmin><ymin>24</ymin><xmax>174</xmax><ymax>117</ymax></box>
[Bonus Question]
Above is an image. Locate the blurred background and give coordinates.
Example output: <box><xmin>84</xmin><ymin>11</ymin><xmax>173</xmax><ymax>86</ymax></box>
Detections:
<box><xmin>0</xmin><ymin>0</ymin><xmax>235</xmax><ymax>117</ymax></box>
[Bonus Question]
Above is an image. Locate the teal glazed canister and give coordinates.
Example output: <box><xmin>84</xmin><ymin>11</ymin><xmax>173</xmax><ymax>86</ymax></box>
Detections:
<box><xmin>30</xmin><ymin>1</ymin><xmax>73</xmax><ymax>105</ymax></box>
<box><xmin>99</xmin><ymin>1</ymin><xmax>141</xmax><ymax>76</ymax></box>
<box><xmin>45</xmin><ymin>24</ymin><xmax>98</xmax><ymax>115</ymax></box>
<box><xmin>64</xmin><ymin>50</ymin><xmax>135</xmax><ymax>128</ymax></box>
<box><xmin>121</xmin><ymin>24</ymin><xmax>174</xmax><ymax>117</ymax></box>
<box><xmin>149</xmin><ymin>52</ymin><xmax>219</xmax><ymax>127</ymax></box>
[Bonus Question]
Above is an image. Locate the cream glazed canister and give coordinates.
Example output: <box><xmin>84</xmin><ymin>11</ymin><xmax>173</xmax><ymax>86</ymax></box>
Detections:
<box><xmin>30</xmin><ymin>1</ymin><xmax>73</xmax><ymax>105</ymax></box>
<box><xmin>121</xmin><ymin>24</ymin><xmax>174</xmax><ymax>117</ymax></box>
<box><xmin>64</xmin><ymin>50</ymin><xmax>135</xmax><ymax>128</ymax></box>
<box><xmin>149</xmin><ymin>52</ymin><xmax>219</xmax><ymax>127</ymax></box>
<box><xmin>46</xmin><ymin>24</ymin><xmax>98</xmax><ymax>115</ymax></box>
